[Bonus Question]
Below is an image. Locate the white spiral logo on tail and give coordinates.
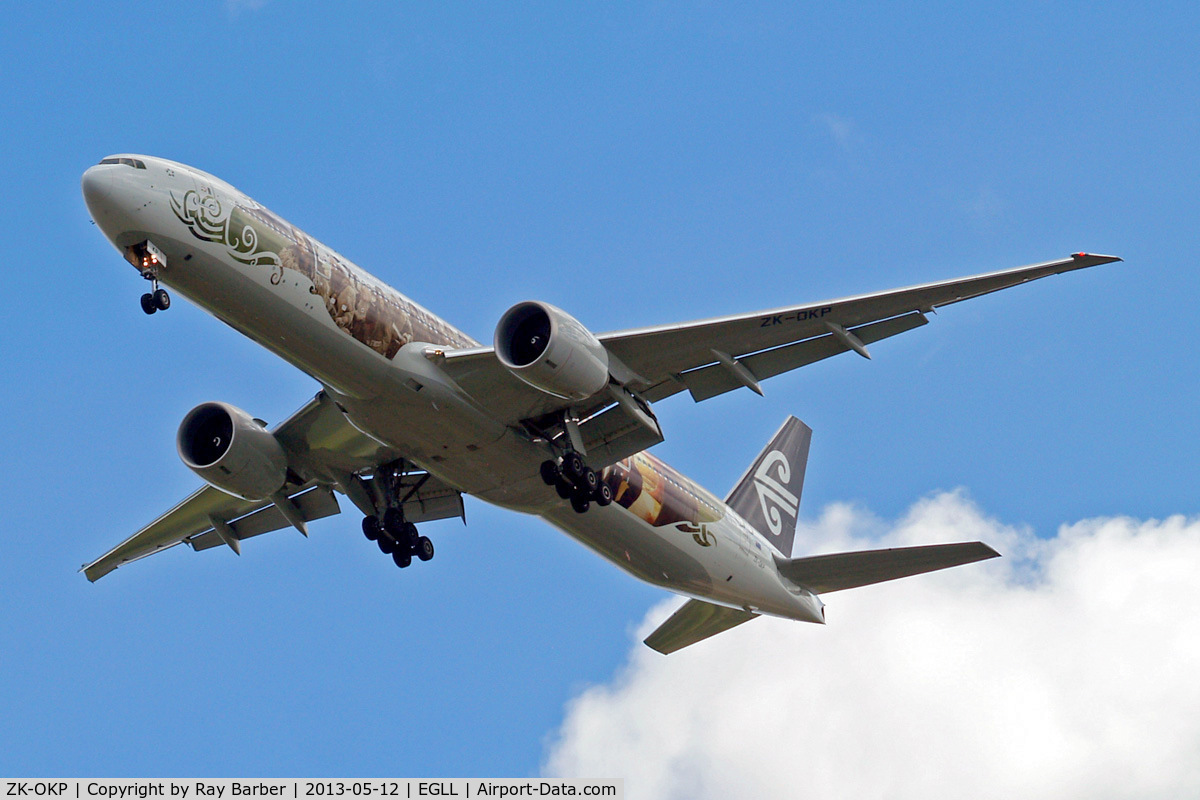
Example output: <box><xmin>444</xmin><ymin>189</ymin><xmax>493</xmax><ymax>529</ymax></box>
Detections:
<box><xmin>754</xmin><ymin>450</ymin><xmax>799</xmax><ymax>537</ymax></box>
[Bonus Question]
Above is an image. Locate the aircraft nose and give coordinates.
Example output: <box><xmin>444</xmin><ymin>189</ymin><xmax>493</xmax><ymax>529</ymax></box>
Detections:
<box><xmin>82</xmin><ymin>165</ymin><xmax>115</xmax><ymax>220</ymax></box>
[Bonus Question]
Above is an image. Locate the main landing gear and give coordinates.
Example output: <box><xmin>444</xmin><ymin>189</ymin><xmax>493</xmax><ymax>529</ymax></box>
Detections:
<box><xmin>541</xmin><ymin>450</ymin><xmax>613</xmax><ymax>514</ymax></box>
<box><xmin>357</xmin><ymin>462</ymin><xmax>444</xmax><ymax>568</ymax></box>
<box><xmin>361</xmin><ymin>509</ymin><xmax>434</xmax><ymax>569</ymax></box>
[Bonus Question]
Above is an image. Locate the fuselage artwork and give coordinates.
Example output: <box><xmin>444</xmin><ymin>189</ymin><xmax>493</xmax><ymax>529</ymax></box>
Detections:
<box><xmin>82</xmin><ymin>155</ymin><xmax>1118</xmax><ymax>653</ymax></box>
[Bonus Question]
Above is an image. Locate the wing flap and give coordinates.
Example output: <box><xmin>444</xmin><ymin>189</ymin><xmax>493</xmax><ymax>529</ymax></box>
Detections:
<box><xmin>681</xmin><ymin>311</ymin><xmax>929</xmax><ymax>402</ymax></box>
<box><xmin>644</xmin><ymin>599</ymin><xmax>759</xmax><ymax>655</ymax></box>
<box><xmin>776</xmin><ymin>541</ymin><xmax>1000</xmax><ymax>595</ymax></box>
<box><xmin>188</xmin><ymin>486</ymin><xmax>342</xmax><ymax>551</ymax></box>
<box><xmin>392</xmin><ymin>475</ymin><xmax>466</xmax><ymax>524</ymax></box>
<box><xmin>571</xmin><ymin>393</ymin><xmax>665</xmax><ymax>467</ymax></box>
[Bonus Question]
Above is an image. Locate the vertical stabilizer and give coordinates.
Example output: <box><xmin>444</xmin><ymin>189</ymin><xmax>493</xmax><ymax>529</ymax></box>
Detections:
<box><xmin>725</xmin><ymin>416</ymin><xmax>812</xmax><ymax>557</ymax></box>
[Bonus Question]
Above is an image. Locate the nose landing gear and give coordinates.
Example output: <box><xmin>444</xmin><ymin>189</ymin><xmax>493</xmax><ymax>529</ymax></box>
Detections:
<box><xmin>140</xmin><ymin>281</ymin><xmax>171</xmax><ymax>315</ymax></box>
<box><xmin>127</xmin><ymin>240</ymin><xmax>171</xmax><ymax>315</ymax></box>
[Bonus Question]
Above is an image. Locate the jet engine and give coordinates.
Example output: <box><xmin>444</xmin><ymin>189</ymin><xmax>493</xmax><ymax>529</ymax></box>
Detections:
<box><xmin>177</xmin><ymin>401</ymin><xmax>288</xmax><ymax>501</ymax></box>
<box><xmin>494</xmin><ymin>301</ymin><xmax>610</xmax><ymax>400</ymax></box>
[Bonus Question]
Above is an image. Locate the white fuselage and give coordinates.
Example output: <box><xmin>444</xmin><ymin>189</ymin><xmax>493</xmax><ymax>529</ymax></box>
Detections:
<box><xmin>82</xmin><ymin>155</ymin><xmax>824</xmax><ymax>624</ymax></box>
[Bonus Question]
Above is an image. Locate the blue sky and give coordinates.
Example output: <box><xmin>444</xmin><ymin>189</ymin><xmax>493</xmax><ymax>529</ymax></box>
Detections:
<box><xmin>2</xmin><ymin>1</ymin><xmax>1199</xmax><ymax>792</ymax></box>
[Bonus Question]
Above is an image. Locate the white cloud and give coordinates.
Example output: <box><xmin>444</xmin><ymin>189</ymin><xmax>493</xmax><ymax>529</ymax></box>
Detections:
<box><xmin>543</xmin><ymin>493</ymin><xmax>1200</xmax><ymax>800</ymax></box>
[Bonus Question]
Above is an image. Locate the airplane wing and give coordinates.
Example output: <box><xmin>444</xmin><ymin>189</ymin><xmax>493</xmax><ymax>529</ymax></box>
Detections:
<box><xmin>82</xmin><ymin>392</ymin><xmax>463</xmax><ymax>581</ymax></box>
<box><xmin>441</xmin><ymin>253</ymin><xmax>1120</xmax><ymax>429</ymax></box>
<box><xmin>643</xmin><ymin>598</ymin><xmax>759</xmax><ymax>655</ymax></box>
<box><xmin>774</xmin><ymin>541</ymin><xmax>1000</xmax><ymax>595</ymax></box>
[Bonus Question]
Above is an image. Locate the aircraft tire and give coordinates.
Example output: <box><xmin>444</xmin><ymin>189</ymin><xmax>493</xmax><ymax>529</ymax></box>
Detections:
<box><xmin>403</xmin><ymin>521</ymin><xmax>420</xmax><ymax>548</ymax></box>
<box><xmin>554</xmin><ymin>476</ymin><xmax>573</xmax><ymax>499</ymax></box>
<box><xmin>153</xmin><ymin>288</ymin><xmax>171</xmax><ymax>310</ymax></box>
<box><xmin>378</xmin><ymin>536</ymin><xmax>396</xmax><ymax>555</ymax></box>
<box><xmin>416</xmin><ymin>536</ymin><xmax>434</xmax><ymax>562</ymax></box>
<box><xmin>383</xmin><ymin>507</ymin><xmax>406</xmax><ymax>537</ymax></box>
<box><xmin>570</xmin><ymin>492</ymin><xmax>590</xmax><ymax>514</ymax></box>
<box><xmin>140</xmin><ymin>293</ymin><xmax>157</xmax><ymax>315</ymax></box>
<box><xmin>540</xmin><ymin>460</ymin><xmax>560</xmax><ymax>486</ymax></box>
<box><xmin>393</xmin><ymin>550</ymin><xmax>412</xmax><ymax>568</ymax></box>
<box><xmin>562</xmin><ymin>451</ymin><xmax>586</xmax><ymax>481</ymax></box>
<box><xmin>580</xmin><ymin>467</ymin><xmax>599</xmax><ymax>494</ymax></box>
<box><xmin>594</xmin><ymin>482</ymin><xmax>613</xmax><ymax>507</ymax></box>
<box><xmin>362</xmin><ymin>516</ymin><xmax>381</xmax><ymax>541</ymax></box>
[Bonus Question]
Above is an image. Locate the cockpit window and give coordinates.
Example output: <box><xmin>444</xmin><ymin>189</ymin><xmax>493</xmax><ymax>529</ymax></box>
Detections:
<box><xmin>98</xmin><ymin>157</ymin><xmax>146</xmax><ymax>169</ymax></box>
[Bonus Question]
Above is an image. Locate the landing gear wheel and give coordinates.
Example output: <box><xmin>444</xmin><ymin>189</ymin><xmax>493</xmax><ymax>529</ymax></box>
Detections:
<box><xmin>402</xmin><ymin>521</ymin><xmax>419</xmax><ymax>548</ymax></box>
<box><xmin>377</xmin><ymin>536</ymin><xmax>396</xmax><ymax>555</ymax></box>
<box><xmin>594</xmin><ymin>482</ymin><xmax>613</xmax><ymax>507</ymax></box>
<box><xmin>562</xmin><ymin>451</ymin><xmax>586</xmax><ymax>482</ymax></box>
<box><xmin>554</xmin><ymin>476</ymin><xmax>573</xmax><ymax>499</ymax></box>
<box><xmin>153</xmin><ymin>288</ymin><xmax>171</xmax><ymax>310</ymax></box>
<box><xmin>416</xmin><ymin>536</ymin><xmax>434</xmax><ymax>562</ymax></box>
<box><xmin>362</xmin><ymin>515</ymin><xmax>381</xmax><ymax>541</ymax></box>
<box><xmin>570</xmin><ymin>490</ymin><xmax>591</xmax><ymax>514</ymax></box>
<box><xmin>540</xmin><ymin>460</ymin><xmax>560</xmax><ymax>486</ymax></box>
<box><xmin>383</xmin><ymin>507</ymin><xmax>407</xmax><ymax>538</ymax></box>
<box><xmin>392</xmin><ymin>550</ymin><xmax>412</xmax><ymax>568</ymax></box>
<box><xmin>140</xmin><ymin>293</ymin><xmax>157</xmax><ymax>315</ymax></box>
<box><xmin>580</xmin><ymin>467</ymin><xmax>599</xmax><ymax>494</ymax></box>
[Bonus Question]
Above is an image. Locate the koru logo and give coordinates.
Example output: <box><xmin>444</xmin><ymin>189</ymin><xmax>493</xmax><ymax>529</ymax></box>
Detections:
<box><xmin>676</xmin><ymin>522</ymin><xmax>716</xmax><ymax>547</ymax></box>
<box><xmin>754</xmin><ymin>450</ymin><xmax>799</xmax><ymax>537</ymax></box>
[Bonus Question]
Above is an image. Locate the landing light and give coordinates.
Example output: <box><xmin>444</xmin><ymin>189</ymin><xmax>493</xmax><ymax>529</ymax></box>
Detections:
<box><xmin>145</xmin><ymin>240</ymin><xmax>166</xmax><ymax>267</ymax></box>
<box><xmin>127</xmin><ymin>240</ymin><xmax>167</xmax><ymax>275</ymax></box>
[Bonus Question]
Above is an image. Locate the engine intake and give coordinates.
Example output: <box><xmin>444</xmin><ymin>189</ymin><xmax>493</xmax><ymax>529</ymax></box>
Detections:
<box><xmin>495</xmin><ymin>301</ymin><xmax>610</xmax><ymax>400</ymax></box>
<box><xmin>178</xmin><ymin>401</ymin><xmax>288</xmax><ymax>501</ymax></box>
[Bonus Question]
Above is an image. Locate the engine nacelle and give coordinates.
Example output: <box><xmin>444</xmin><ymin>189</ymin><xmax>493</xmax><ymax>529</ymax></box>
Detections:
<box><xmin>177</xmin><ymin>401</ymin><xmax>288</xmax><ymax>501</ymax></box>
<box><xmin>494</xmin><ymin>301</ymin><xmax>610</xmax><ymax>400</ymax></box>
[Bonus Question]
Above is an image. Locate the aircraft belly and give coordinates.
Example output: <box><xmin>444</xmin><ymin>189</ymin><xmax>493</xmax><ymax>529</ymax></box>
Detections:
<box><xmin>543</xmin><ymin>504</ymin><xmax>717</xmax><ymax>594</ymax></box>
<box><xmin>338</xmin><ymin>397</ymin><xmax>522</xmax><ymax>485</ymax></box>
<box><xmin>539</xmin><ymin>502</ymin><xmax>824</xmax><ymax>622</ymax></box>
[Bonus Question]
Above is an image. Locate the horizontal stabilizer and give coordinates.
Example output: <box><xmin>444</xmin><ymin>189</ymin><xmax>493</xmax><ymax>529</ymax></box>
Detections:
<box><xmin>775</xmin><ymin>541</ymin><xmax>1000</xmax><ymax>595</ymax></box>
<box><xmin>644</xmin><ymin>599</ymin><xmax>758</xmax><ymax>655</ymax></box>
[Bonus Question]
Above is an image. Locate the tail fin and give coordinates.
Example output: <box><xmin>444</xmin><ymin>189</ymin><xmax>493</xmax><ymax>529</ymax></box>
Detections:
<box><xmin>725</xmin><ymin>416</ymin><xmax>812</xmax><ymax>558</ymax></box>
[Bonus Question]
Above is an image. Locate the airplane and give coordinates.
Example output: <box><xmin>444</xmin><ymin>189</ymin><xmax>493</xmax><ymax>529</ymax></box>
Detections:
<box><xmin>80</xmin><ymin>154</ymin><xmax>1119</xmax><ymax>654</ymax></box>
